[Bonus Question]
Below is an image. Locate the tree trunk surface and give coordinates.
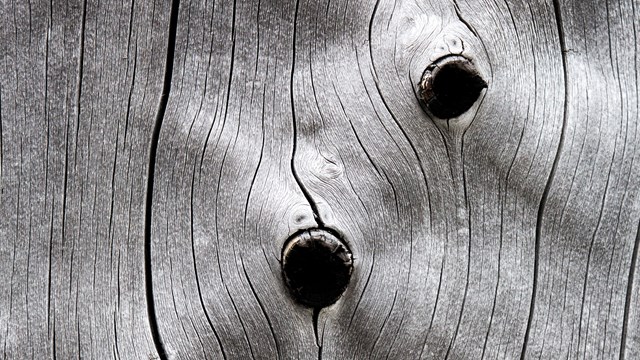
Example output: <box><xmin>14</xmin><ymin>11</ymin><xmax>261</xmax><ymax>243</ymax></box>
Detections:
<box><xmin>1</xmin><ymin>0</ymin><xmax>638</xmax><ymax>359</ymax></box>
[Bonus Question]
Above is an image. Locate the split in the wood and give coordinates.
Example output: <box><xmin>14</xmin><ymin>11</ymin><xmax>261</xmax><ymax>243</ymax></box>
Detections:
<box><xmin>281</xmin><ymin>228</ymin><xmax>353</xmax><ymax>308</ymax></box>
<box><xmin>418</xmin><ymin>55</ymin><xmax>487</xmax><ymax>119</ymax></box>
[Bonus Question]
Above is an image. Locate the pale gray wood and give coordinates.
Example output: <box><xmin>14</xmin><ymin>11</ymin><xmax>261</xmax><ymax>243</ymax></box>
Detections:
<box><xmin>524</xmin><ymin>0</ymin><xmax>640</xmax><ymax>358</ymax></box>
<box><xmin>290</xmin><ymin>0</ymin><xmax>639</xmax><ymax>357</ymax></box>
<box><xmin>149</xmin><ymin>0</ymin><xmax>318</xmax><ymax>358</ymax></box>
<box><xmin>1</xmin><ymin>0</ymin><xmax>638</xmax><ymax>358</ymax></box>
<box><xmin>292</xmin><ymin>0</ymin><xmax>565</xmax><ymax>358</ymax></box>
<box><xmin>626</xmin><ymin>225</ymin><xmax>640</xmax><ymax>359</ymax></box>
<box><xmin>0</xmin><ymin>0</ymin><xmax>169</xmax><ymax>358</ymax></box>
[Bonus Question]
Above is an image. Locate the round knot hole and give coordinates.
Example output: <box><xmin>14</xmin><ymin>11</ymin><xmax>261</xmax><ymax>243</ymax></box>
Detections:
<box><xmin>281</xmin><ymin>229</ymin><xmax>353</xmax><ymax>308</ymax></box>
<box><xmin>418</xmin><ymin>56</ymin><xmax>487</xmax><ymax>119</ymax></box>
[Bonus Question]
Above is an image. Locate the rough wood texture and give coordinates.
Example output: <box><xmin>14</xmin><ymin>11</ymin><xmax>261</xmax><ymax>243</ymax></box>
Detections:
<box><xmin>149</xmin><ymin>0</ymin><xmax>320</xmax><ymax>358</ymax></box>
<box><xmin>1</xmin><ymin>0</ymin><xmax>638</xmax><ymax>359</ymax></box>
<box><xmin>0</xmin><ymin>0</ymin><xmax>169</xmax><ymax>358</ymax></box>
<box><xmin>526</xmin><ymin>0</ymin><xmax>640</xmax><ymax>358</ymax></box>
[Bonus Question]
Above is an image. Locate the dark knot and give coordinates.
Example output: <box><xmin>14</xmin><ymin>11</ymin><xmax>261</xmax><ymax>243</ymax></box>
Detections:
<box><xmin>281</xmin><ymin>229</ymin><xmax>353</xmax><ymax>308</ymax></box>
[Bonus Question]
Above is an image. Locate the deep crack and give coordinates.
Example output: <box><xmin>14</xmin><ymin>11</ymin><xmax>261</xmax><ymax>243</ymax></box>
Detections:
<box><xmin>144</xmin><ymin>0</ymin><xmax>181</xmax><ymax>358</ymax></box>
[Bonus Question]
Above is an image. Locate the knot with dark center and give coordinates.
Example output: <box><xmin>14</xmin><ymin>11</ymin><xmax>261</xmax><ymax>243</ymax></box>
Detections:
<box><xmin>418</xmin><ymin>55</ymin><xmax>487</xmax><ymax>119</ymax></box>
<box><xmin>281</xmin><ymin>229</ymin><xmax>353</xmax><ymax>308</ymax></box>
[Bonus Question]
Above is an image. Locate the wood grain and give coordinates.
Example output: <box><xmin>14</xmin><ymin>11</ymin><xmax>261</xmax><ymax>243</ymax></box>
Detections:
<box><xmin>1</xmin><ymin>0</ymin><xmax>638</xmax><ymax>358</ymax></box>
<box><xmin>291</xmin><ymin>0</ymin><xmax>565</xmax><ymax>358</ymax></box>
<box><xmin>524</xmin><ymin>0</ymin><xmax>640</xmax><ymax>358</ymax></box>
<box><xmin>149</xmin><ymin>0</ymin><xmax>319</xmax><ymax>358</ymax></box>
<box><xmin>0</xmin><ymin>0</ymin><xmax>169</xmax><ymax>358</ymax></box>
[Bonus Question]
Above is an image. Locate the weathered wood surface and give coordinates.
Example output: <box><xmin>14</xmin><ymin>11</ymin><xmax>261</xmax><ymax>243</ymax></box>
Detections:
<box><xmin>0</xmin><ymin>0</ymin><xmax>169</xmax><ymax>358</ymax></box>
<box><xmin>1</xmin><ymin>0</ymin><xmax>638</xmax><ymax>359</ymax></box>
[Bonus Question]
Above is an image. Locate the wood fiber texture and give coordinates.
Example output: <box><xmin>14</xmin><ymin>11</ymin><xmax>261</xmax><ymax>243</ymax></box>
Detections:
<box><xmin>1</xmin><ymin>0</ymin><xmax>638</xmax><ymax>359</ymax></box>
<box><xmin>0</xmin><ymin>0</ymin><xmax>169</xmax><ymax>358</ymax></box>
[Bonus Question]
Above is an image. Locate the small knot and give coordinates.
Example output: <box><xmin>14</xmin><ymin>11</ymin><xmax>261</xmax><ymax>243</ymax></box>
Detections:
<box><xmin>418</xmin><ymin>55</ymin><xmax>487</xmax><ymax>119</ymax></box>
<box><xmin>281</xmin><ymin>229</ymin><xmax>353</xmax><ymax>308</ymax></box>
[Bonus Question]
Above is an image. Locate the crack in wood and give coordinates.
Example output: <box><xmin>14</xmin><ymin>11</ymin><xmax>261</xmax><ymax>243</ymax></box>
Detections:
<box><xmin>144</xmin><ymin>0</ymin><xmax>181</xmax><ymax>358</ymax></box>
<box><xmin>621</xmin><ymin>220</ymin><xmax>640</xmax><ymax>360</ymax></box>
<box><xmin>521</xmin><ymin>0</ymin><xmax>569</xmax><ymax>357</ymax></box>
<box><xmin>1</xmin><ymin>0</ymin><xmax>639</xmax><ymax>358</ymax></box>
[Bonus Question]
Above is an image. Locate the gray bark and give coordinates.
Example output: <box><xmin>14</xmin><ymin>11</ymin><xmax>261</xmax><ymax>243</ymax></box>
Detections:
<box><xmin>1</xmin><ymin>0</ymin><xmax>638</xmax><ymax>359</ymax></box>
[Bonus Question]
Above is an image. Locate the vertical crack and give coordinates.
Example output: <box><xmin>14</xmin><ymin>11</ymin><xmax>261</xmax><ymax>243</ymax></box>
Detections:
<box><xmin>144</xmin><ymin>0</ymin><xmax>180</xmax><ymax>358</ymax></box>
<box><xmin>621</xmin><ymin>220</ymin><xmax>640</xmax><ymax>360</ymax></box>
<box><xmin>521</xmin><ymin>0</ymin><xmax>569</xmax><ymax>357</ymax></box>
<box><xmin>58</xmin><ymin>0</ymin><xmax>88</xmax><ymax>352</ymax></box>
<box><xmin>312</xmin><ymin>307</ymin><xmax>321</xmax><ymax>346</ymax></box>
<box><xmin>289</xmin><ymin>2</ymin><xmax>326</xmax><ymax>357</ymax></box>
<box><xmin>313</xmin><ymin>307</ymin><xmax>324</xmax><ymax>360</ymax></box>
<box><xmin>289</xmin><ymin>0</ymin><xmax>324</xmax><ymax>228</ymax></box>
